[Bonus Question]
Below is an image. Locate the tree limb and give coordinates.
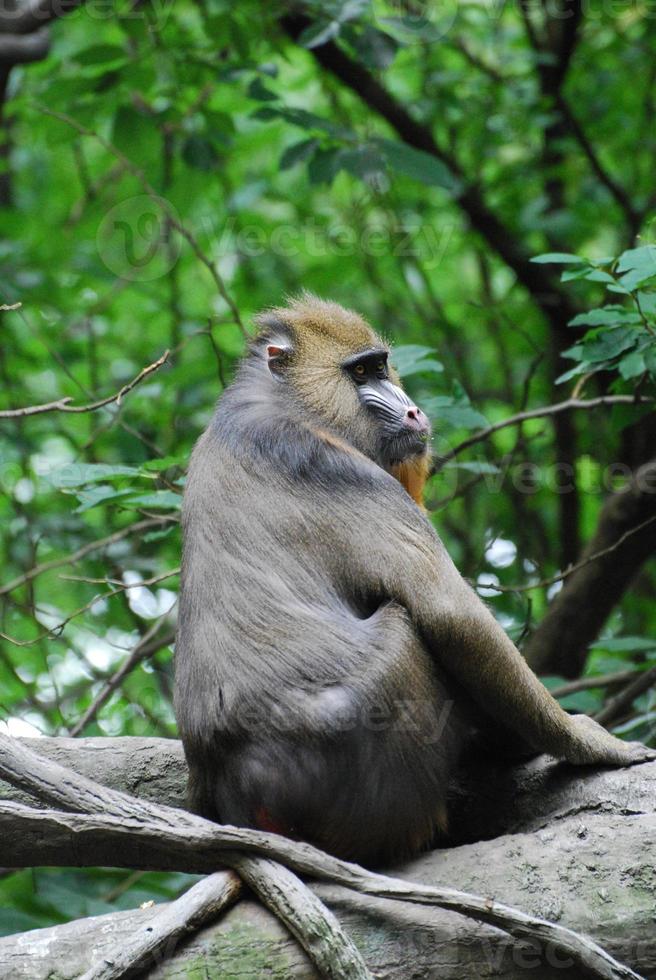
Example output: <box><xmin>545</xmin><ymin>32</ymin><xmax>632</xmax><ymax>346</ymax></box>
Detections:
<box><xmin>0</xmin><ymin>27</ymin><xmax>48</xmax><ymax>62</ymax></box>
<box><xmin>437</xmin><ymin>394</ymin><xmax>653</xmax><ymax>466</ymax></box>
<box><xmin>0</xmin><ymin>734</ymin><xmax>647</xmax><ymax>980</ymax></box>
<box><xmin>229</xmin><ymin>855</ymin><xmax>373</xmax><ymax>980</ymax></box>
<box><xmin>79</xmin><ymin>870</ymin><xmax>243</xmax><ymax>980</ymax></box>
<box><xmin>0</xmin><ymin>0</ymin><xmax>85</xmax><ymax>36</ymax></box>
<box><xmin>595</xmin><ymin>665</ymin><xmax>656</xmax><ymax>728</ymax></box>
<box><xmin>524</xmin><ymin>458</ymin><xmax>656</xmax><ymax>676</ymax></box>
<box><xmin>0</xmin><ymin>349</ymin><xmax>169</xmax><ymax>418</ymax></box>
<box><xmin>0</xmin><ymin>516</ymin><xmax>177</xmax><ymax>597</ymax></box>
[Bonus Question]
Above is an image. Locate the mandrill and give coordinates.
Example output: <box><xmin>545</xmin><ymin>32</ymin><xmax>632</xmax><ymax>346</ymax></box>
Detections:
<box><xmin>174</xmin><ymin>294</ymin><xmax>653</xmax><ymax>866</ymax></box>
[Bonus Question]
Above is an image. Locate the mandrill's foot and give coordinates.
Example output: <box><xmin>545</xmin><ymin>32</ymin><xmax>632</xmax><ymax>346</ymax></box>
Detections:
<box><xmin>565</xmin><ymin>713</ymin><xmax>656</xmax><ymax>767</ymax></box>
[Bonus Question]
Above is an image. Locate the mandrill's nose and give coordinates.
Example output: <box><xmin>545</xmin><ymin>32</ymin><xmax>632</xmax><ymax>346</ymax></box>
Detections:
<box><xmin>404</xmin><ymin>405</ymin><xmax>430</xmax><ymax>433</ymax></box>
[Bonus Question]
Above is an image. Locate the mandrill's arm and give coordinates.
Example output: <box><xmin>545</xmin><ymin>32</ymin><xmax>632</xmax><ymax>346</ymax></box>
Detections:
<box><xmin>333</xmin><ymin>477</ymin><xmax>654</xmax><ymax>768</ymax></box>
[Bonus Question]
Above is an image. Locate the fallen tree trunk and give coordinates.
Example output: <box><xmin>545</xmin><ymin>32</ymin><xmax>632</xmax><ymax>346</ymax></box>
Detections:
<box><xmin>1</xmin><ymin>737</ymin><xmax>655</xmax><ymax>980</ymax></box>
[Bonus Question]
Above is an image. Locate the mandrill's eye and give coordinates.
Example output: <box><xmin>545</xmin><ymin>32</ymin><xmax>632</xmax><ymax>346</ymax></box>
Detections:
<box><xmin>375</xmin><ymin>360</ymin><xmax>387</xmax><ymax>377</ymax></box>
<box><xmin>353</xmin><ymin>363</ymin><xmax>366</xmax><ymax>377</ymax></box>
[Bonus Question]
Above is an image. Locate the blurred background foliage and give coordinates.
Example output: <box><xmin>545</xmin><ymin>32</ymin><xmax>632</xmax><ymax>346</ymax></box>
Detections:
<box><xmin>1</xmin><ymin>0</ymin><xmax>656</xmax><ymax>934</ymax></box>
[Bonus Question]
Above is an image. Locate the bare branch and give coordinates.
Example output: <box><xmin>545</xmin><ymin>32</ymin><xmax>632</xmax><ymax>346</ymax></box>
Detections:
<box><xmin>0</xmin><ymin>349</ymin><xmax>169</xmax><ymax>418</ymax></box>
<box><xmin>481</xmin><ymin>514</ymin><xmax>656</xmax><ymax>593</ymax></box>
<box><xmin>80</xmin><ymin>871</ymin><xmax>243</xmax><ymax>980</ymax></box>
<box><xmin>595</xmin><ymin>665</ymin><xmax>656</xmax><ymax>728</ymax></box>
<box><xmin>438</xmin><ymin>394</ymin><xmax>653</xmax><ymax>466</ymax></box>
<box><xmin>550</xmin><ymin>670</ymin><xmax>641</xmax><ymax>699</ymax></box>
<box><xmin>0</xmin><ymin>516</ymin><xmax>176</xmax><ymax>597</ymax></box>
<box><xmin>69</xmin><ymin>621</ymin><xmax>176</xmax><ymax>737</ymax></box>
<box><xmin>229</xmin><ymin>855</ymin><xmax>373</xmax><ymax>980</ymax></box>
<box><xmin>0</xmin><ymin>28</ymin><xmax>48</xmax><ymax>62</ymax></box>
<box><xmin>525</xmin><ymin>458</ymin><xmax>656</xmax><ymax>677</ymax></box>
<box><xmin>0</xmin><ymin>0</ymin><xmax>85</xmax><ymax>36</ymax></box>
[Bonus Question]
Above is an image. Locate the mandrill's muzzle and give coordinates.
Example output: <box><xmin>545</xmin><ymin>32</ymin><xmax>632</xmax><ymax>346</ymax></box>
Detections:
<box><xmin>357</xmin><ymin>379</ymin><xmax>431</xmax><ymax>462</ymax></box>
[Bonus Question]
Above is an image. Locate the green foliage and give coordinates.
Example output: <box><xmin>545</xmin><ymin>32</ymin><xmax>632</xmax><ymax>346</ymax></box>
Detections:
<box><xmin>534</xmin><ymin>247</ymin><xmax>656</xmax><ymax>384</ymax></box>
<box><xmin>0</xmin><ymin>0</ymin><xmax>655</xmax><ymax>932</ymax></box>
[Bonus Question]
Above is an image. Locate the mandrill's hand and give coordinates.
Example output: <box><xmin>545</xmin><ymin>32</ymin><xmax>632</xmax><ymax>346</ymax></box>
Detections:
<box><xmin>564</xmin><ymin>713</ymin><xmax>656</xmax><ymax>766</ymax></box>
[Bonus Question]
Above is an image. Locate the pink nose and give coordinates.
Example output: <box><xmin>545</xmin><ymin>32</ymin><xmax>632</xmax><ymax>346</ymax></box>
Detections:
<box><xmin>404</xmin><ymin>406</ymin><xmax>430</xmax><ymax>432</ymax></box>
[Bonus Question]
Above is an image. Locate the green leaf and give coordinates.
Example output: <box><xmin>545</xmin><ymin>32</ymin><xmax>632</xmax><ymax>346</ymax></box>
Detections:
<box><xmin>569</xmin><ymin>306</ymin><xmax>642</xmax><ymax>328</ymax></box>
<box><xmin>73</xmin><ymin>45</ymin><xmax>127</xmax><ymax>68</ymax></box>
<box><xmin>619</xmin><ymin>350</ymin><xmax>646</xmax><ymax>380</ymax></box>
<box><xmin>581</xmin><ymin>328</ymin><xmax>637</xmax><ymax>363</ymax></box>
<box><xmin>635</xmin><ymin>291</ymin><xmax>656</xmax><ymax>315</ymax></box>
<box><xmin>336</xmin><ymin>145</ymin><xmax>385</xmax><ymax>180</ymax></box>
<box><xmin>530</xmin><ymin>252</ymin><xmax>585</xmax><ymax>264</ymax></box>
<box><xmin>591</xmin><ymin>636</ymin><xmax>656</xmax><ymax>653</ymax></box>
<box><xmin>247</xmin><ymin>78</ymin><xmax>278</xmax><ymax>102</ymax></box>
<box><xmin>558</xmin><ymin>690</ymin><xmax>604</xmax><ymax>713</ymax></box>
<box><xmin>279</xmin><ymin>138</ymin><xmax>318</xmax><ymax>170</ymax></box>
<box><xmin>422</xmin><ymin>395</ymin><xmax>488</xmax><ymax>429</ymax></box>
<box><xmin>616</xmin><ymin>244</ymin><xmax>656</xmax><ymax>274</ymax></box>
<box><xmin>74</xmin><ymin>486</ymin><xmax>135</xmax><ymax>513</ymax></box>
<box><xmin>182</xmin><ymin>136</ymin><xmax>219</xmax><ymax>172</ymax></box>
<box><xmin>252</xmin><ymin>106</ymin><xmax>347</xmax><ymax>139</ymax></box>
<box><xmin>374</xmin><ymin>139</ymin><xmax>461</xmax><ymax>193</ymax></box>
<box><xmin>391</xmin><ymin>345</ymin><xmax>444</xmax><ymax>377</ymax></box>
<box><xmin>349</xmin><ymin>26</ymin><xmax>398</xmax><ymax>69</ymax></box>
<box><xmin>555</xmin><ymin>361</ymin><xmax>599</xmax><ymax>384</ymax></box>
<box><xmin>141</xmin><ymin>456</ymin><xmax>186</xmax><ymax>472</ymax></box>
<box><xmin>445</xmin><ymin>461</ymin><xmax>500</xmax><ymax>475</ymax></box>
<box><xmin>561</xmin><ymin>265</ymin><xmax>595</xmax><ymax>282</ymax></box>
<box><xmin>616</xmin><ymin>245</ymin><xmax>656</xmax><ymax>291</ymax></box>
<box><xmin>307</xmin><ymin>147</ymin><xmax>342</xmax><ymax>184</ymax></box>
<box><xmin>111</xmin><ymin>107</ymin><xmax>155</xmax><ymax>164</ymax></box>
<box><xmin>645</xmin><ymin>348</ymin><xmax>656</xmax><ymax>376</ymax></box>
<box><xmin>122</xmin><ymin>490</ymin><xmax>182</xmax><ymax>510</ymax></box>
<box><xmin>45</xmin><ymin>464</ymin><xmax>142</xmax><ymax>489</ymax></box>
<box><xmin>298</xmin><ymin>20</ymin><xmax>341</xmax><ymax>48</ymax></box>
<box><xmin>582</xmin><ymin>269</ymin><xmax>616</xmax><ymax>284</ymax></box>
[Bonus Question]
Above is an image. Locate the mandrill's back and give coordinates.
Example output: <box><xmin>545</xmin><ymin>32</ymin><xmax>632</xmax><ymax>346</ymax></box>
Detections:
<box><xmin>174</xmin><ymin>298</ymin><xmax>467</xmax><ymax>865</ymax></box>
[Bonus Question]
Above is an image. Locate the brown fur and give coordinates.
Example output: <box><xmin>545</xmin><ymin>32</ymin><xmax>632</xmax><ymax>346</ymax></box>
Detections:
<box><xmin>391</xmin><ymin>455</ymin><xmax>431</xmax><ymax>508</ymax></box>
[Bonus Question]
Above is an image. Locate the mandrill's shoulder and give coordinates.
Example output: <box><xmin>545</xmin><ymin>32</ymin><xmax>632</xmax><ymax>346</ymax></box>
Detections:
<box><xmin>199</xmin><ymin>394</ymin><xmax>382</xmax><ymax>494</ymax></box>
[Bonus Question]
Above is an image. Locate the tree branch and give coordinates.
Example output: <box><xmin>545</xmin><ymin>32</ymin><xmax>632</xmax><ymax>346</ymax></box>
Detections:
<box><xmin>0</xmin><ymin>734</ymin><xmax>644</xmax><ymax>980</ymax></box>
<box><xmin>0</xmin><ymin>0</ymin><xmax>85</xmax><ymax>36</ymax></box>
<box><xmin>0</xmin><ymin>516</ymin><xmax>177</xmax><ymax>597</ymax></box>
<box><xmin>229</xmin><ymin>855</ymin><xmax>373</xmax><ymax>980</ymax></box>
<box><xmin>0</xmin><ymin>349</ymin><xmax>169</xmax><ymax>418</ymax></box>
<box><xmin>437</xmin><ymin>394</ymin><xmax>653</xmax><ymax>465</ymax></box>
<box><xmin>524</xmin><ymin>458</ymin><xmax>656</xmax><ymax>677</ymax></box>
<box><xmin>69</xmin><ymin>622</ymin><xmax>176</xmax><ymax>737</ymax></box>
<box><xmin>79</xmin><ymin>870</ymin><xmax>243</xmax><ymax>980</ymax></box>
<box><xmin>0</xmin><ymin>26</ymin><xmax>48</xmax><ymax>62</ymax></box>
<box><xmin>594</xmin><ymin>664</ymin><xmax>656</xmax><ymax>728</ymax></box>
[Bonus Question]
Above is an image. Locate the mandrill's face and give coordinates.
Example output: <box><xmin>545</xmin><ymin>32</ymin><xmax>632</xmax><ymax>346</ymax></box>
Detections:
<box><xmin>340</xmin><ymin>345</ymin><xmax>431</xmax><ymax>469</ymax></box>
<box><xmin>256</xmin><ymin>295</ymin><xmax>432</xmax><ymax>479</ymax></box>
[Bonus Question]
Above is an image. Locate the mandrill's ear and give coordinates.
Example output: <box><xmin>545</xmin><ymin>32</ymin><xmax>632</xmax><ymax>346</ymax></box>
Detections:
<box><xmin>266</xmin><ymin>341</ymin><xmax>293</xmax><ymax>378</ymax></box>
<box><xmin>253</xmin><ymin>312</ymin><xmax>294</xmax><ymax>379</ymax></box>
